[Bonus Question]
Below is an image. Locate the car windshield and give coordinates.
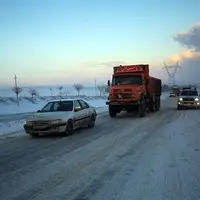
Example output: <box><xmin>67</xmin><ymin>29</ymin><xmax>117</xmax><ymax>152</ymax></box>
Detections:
<box><xmin>41</xmin><ymin>101</ymin><xmax>73</xmax><ymax>112</ymax></box>
<box><xmin>181</xmin><ymin>90</ymin><xmax>198</xmax><ymax>96</ymax></box>
<box><xmin>112</xmin><ymin>75</ymin><xmax>143</xmax><ymax>85</ymax></box>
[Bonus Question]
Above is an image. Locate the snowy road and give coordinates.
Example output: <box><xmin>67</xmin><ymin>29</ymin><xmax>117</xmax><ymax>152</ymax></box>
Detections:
<box><xmin>1</xmin><ymin>97</ymin><xmax>200</xmax><ymax>200</ymax></box>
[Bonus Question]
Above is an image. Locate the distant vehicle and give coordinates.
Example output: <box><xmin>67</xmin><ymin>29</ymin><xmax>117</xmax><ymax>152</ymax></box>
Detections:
<box><xmin>24</xmin><ymin>99</ymin><xmax>97</xmax><ymax>138</ymax></box>
<box><xmin>169</xmin><ymin>92</ymin><xmax>176</xmax><ymax>97</ymax></box>
<box><xmin>106</xmin><ymin>64</ymin><xmax>162</xmax><ymax>117</ymax></box>
<box><xmin>182</xmin><ymin>86</ymin><xmax>197</xmax><ymax>91</ymax></box>
<box><xmin>172</xmin><ymin>86</ymin><xmax>181</xmax><ymax>96</ymax></box>
<box><xmin>177</xmin><ymin>89</ymin><xmax>200</xmax><ymax>110</ymax></box>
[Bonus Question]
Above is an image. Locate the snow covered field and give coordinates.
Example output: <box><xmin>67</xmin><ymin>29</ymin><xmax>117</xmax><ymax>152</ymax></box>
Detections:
<box><xmin>0</xmin><ymin>91</ymin><xmax>169</xmax><ymax>137</ymax></box>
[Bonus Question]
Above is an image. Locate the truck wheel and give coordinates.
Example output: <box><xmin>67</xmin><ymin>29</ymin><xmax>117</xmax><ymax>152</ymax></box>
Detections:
<box><xmin>109</xmin><ymin>107</ymin><xmax>117</xmax><ymax>117</ymax></box>
<box><xmin>155</xmin><ymin>97</ymin><xmax>160</xmax><ymax>111</ymax></box>
<box><xmin>149</xmin><ymin>98</ymin><xmax>155</xmax><ymax>112</ymax></box>
<box><xmin>138</xmin><ymin>101</ymin><xmax>146</xmax><ymax>117</ymax></box>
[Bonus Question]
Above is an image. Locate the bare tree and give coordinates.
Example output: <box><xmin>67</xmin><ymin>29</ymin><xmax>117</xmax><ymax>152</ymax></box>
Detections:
<box><xmin>12</xmin><ymin>86</ymin><xmax>23</xmax><ymax>106</ymax></box>
<box><xmin>58</xmin><ymin>86</ymin><xmax>64</xmax><ymax>97</ymax></box>
<box><xmin>58</xmin><ymin>86</ymin><xmax>63</xmax><ymax>91</ymax></box>
<box><xmin>97</xmin><ymin>85</ymin><xmax>110</xmax><ymax>96</ymax></box>
<box><xmin>28</xmin><ymin>88</ymin><xmax>39</xmax><ymax>100</ymax></box>
<box><xmin>103</xmin><ymin>85</ymin><xmax>110</xmax><ymax>95</ymax></box>
<box><xmin>73</xmin><ymin>84</ymin><xmax>84</xmax><ymax>96</ymax></box>
<box><xmin>97</xmin><ymin>85</ymin><xmax>105</xmax><ymax>97</ymax></box>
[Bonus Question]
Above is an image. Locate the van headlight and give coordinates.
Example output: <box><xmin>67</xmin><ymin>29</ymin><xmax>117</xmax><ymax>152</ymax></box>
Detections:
<box><xmin>195</xmin><ymin>98</ymin><xmax>199</xmax><ymax>101</ymax></box>
<box><xmin>179</xmin><ymin>98</ymin><xmax>183</xmax><ymax>101</ymax></box>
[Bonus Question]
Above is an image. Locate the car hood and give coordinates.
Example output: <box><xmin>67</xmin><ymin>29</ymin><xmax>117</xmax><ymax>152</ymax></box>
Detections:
<box><xmin>31</xmin><ymin>111</ymin><xmax>72</xmax><ymax>121</ymax></box>
<box><xmin>179</xmin><ymin>95</ymin><xmax>199</xmax><ymax>99</ymax></box>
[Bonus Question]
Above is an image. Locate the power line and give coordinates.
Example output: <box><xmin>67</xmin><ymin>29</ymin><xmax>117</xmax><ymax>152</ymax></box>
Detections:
<box><xmin>163</xmin><ymin>62</ymin><xmax>181</xmax><ymax>86</ymax></box>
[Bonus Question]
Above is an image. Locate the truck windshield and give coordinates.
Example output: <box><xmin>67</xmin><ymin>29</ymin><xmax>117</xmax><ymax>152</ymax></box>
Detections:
<box><xmin>112</xmin><ymin>75</ymin><xmax>143</xmax><ymax>85</ymax></box>
<box><xmin>181</xmin><ymin>90</ymin><xmax>198</xmax><ymax>96</ymax></box>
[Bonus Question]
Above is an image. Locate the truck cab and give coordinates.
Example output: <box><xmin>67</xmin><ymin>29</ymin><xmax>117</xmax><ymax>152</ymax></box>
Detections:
<box><xmin>106</xmin><ymin>64</ymin><xmax>162</xmax><ymax>118</ymax></box>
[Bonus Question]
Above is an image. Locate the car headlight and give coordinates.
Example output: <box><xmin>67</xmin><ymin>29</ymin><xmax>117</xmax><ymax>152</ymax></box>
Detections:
<box><xmin>24</xmin><ymin>120</ymin><xmax>32</xmax><ymax>125</ymax></box>
<box><xmin>195</xmin><ymin>98</ymin><xmax>199</xmax><ymax>101</ymax></box>
<box><xmin>50</xmin><ymin>119</ymin><xmax>63</xmax><ymax>125</ymax></box>
<box><xmin>179</xmin><ymin>98</ymin><xmax>183</xmax><ymax>101</ymax></box>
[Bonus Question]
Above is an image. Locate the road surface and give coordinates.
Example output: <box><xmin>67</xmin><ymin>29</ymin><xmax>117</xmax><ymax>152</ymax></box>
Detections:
<box><xmin>0</xmin><ymin>97</ymin><xmax>200</xmax><ymax>200</ymax></box>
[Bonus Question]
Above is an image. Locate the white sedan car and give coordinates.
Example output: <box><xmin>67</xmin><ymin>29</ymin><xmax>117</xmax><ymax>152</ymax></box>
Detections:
<box><xmin>24</xmin><ymin>99</ymin><xmax>97</xmax><ymax>138</ymax></box>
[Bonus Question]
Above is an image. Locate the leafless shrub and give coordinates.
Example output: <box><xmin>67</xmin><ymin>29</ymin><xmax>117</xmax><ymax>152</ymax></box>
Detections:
<box><xmin>12</xmin><ymin>87</ymin><xmax>23</xmax><ymax>106</ymax></box>
<box><xmin>73</xmin><ymin>84</ymin><xmax>84</xmax><ymax>96</ymax></box>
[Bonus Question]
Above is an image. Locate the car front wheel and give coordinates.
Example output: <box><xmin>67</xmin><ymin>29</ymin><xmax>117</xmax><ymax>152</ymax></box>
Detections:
<box><xmin>64</xmin><ymin>121</ymin><xmax>73</xmax><ymax>136</ymax></box>
<box><xmin>88</xmin><ymin>115</ymin><xmax>96</xmax><ymax>128</ymax></box>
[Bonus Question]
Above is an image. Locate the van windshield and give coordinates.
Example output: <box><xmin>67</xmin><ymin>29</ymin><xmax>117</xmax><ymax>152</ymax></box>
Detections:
<box><xmin>181</xmin><ymin>90</ymin><xmax>198</xmax><ymax>96</ymax></box>
<box><xmin>112</xmin><ymin>75</ymin><xmax>143</xmax><ymax>85</ymax></box>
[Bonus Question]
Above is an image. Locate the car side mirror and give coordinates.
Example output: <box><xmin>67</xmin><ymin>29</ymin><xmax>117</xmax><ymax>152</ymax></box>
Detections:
<box><xmin>74</xmin><ymin>106</ymin><xmax>81</xmax><ymax>112</ymax></box>
<box><xmin>37</xmin><ymin>110</ymin><xmax>41</xmax><ymax>113</ymax></box>
<box><xmin>107</xmin><ymin>80</ymin><xmax>110</xmax><ymax>86</ymax></box>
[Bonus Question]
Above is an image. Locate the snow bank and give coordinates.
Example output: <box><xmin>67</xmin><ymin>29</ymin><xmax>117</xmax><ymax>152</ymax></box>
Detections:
<box><xmin>0</xmin><ymin>120</ymin><xmax>25</xmax><ymax>137</ymax></box>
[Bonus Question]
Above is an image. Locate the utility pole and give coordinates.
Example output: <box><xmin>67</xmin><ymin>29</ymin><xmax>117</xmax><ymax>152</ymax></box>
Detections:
<box><xmin>13</xmin><ymin>74</ymin><xmax>20</xmax><ymax>106</ymax></box>
<box><xmin>94</xmin><ymin>79</ymin><xmax>97</xmax><ymax>96</ymax></box>
<box><xmin>50</xmin><ymin>88</ymin><xmax>53</xmax><ymax>97</ymax></box>
<box><xmin>14</xmin><ymin>74</ymin><xmax>18</xmax><ymax>88</ymax></box>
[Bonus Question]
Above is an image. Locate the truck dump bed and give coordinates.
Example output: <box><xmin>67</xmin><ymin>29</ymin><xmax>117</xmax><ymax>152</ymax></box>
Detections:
<box><xmin>148</xmin><ymin>76</ymin><xmax>162</xmax><ymax>95</ymax></box>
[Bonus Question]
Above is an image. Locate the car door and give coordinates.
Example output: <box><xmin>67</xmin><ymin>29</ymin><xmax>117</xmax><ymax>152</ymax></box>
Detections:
<box><xmin>73</xmin><ymin>100</ymin><xmax>85</xmax><ymax>128</ymax></box>
<box><xmin>78</xmin><ymin>99</ymin><xmax>91</xmax><ymax>124</ymax></box>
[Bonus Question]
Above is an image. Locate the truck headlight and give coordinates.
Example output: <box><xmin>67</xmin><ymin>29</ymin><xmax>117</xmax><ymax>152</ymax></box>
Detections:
<box><xmin>195</xmin><ymin>98</ymin><xmax>199</xmax><ymax>101</ymax></box>
<box><xmin>50</xmin><ymin>119</ymin><xmax>63</xmax><ymax>125</ymax></box>
<box><xmin>24</xmin><ymin>120</ymin><xmax>32</xmax><ymax>125</ymax></box>
<box><xmin>179</xmin><ymin>98</ymin><xmax>183</xmax><ymax>101</ymax></box>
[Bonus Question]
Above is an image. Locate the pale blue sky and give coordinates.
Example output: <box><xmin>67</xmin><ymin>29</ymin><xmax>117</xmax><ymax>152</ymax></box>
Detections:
<box><xmin>0</xmin><ymin>0</ymin><xmax>200</xmax><ymax>86</ymax></box>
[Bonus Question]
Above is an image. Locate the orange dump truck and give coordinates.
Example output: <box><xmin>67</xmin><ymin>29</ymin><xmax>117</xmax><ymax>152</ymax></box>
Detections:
<box><xmin>106</xmin><ymin>64</ymin><xmax>162</xmax><ymax>117</ymax></box>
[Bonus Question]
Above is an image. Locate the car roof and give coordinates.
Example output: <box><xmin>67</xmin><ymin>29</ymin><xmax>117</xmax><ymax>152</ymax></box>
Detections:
<box><xmin>48</xmin><ymin>98</ymin><xmax>83</xmax><ymax>103</ymax></box>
